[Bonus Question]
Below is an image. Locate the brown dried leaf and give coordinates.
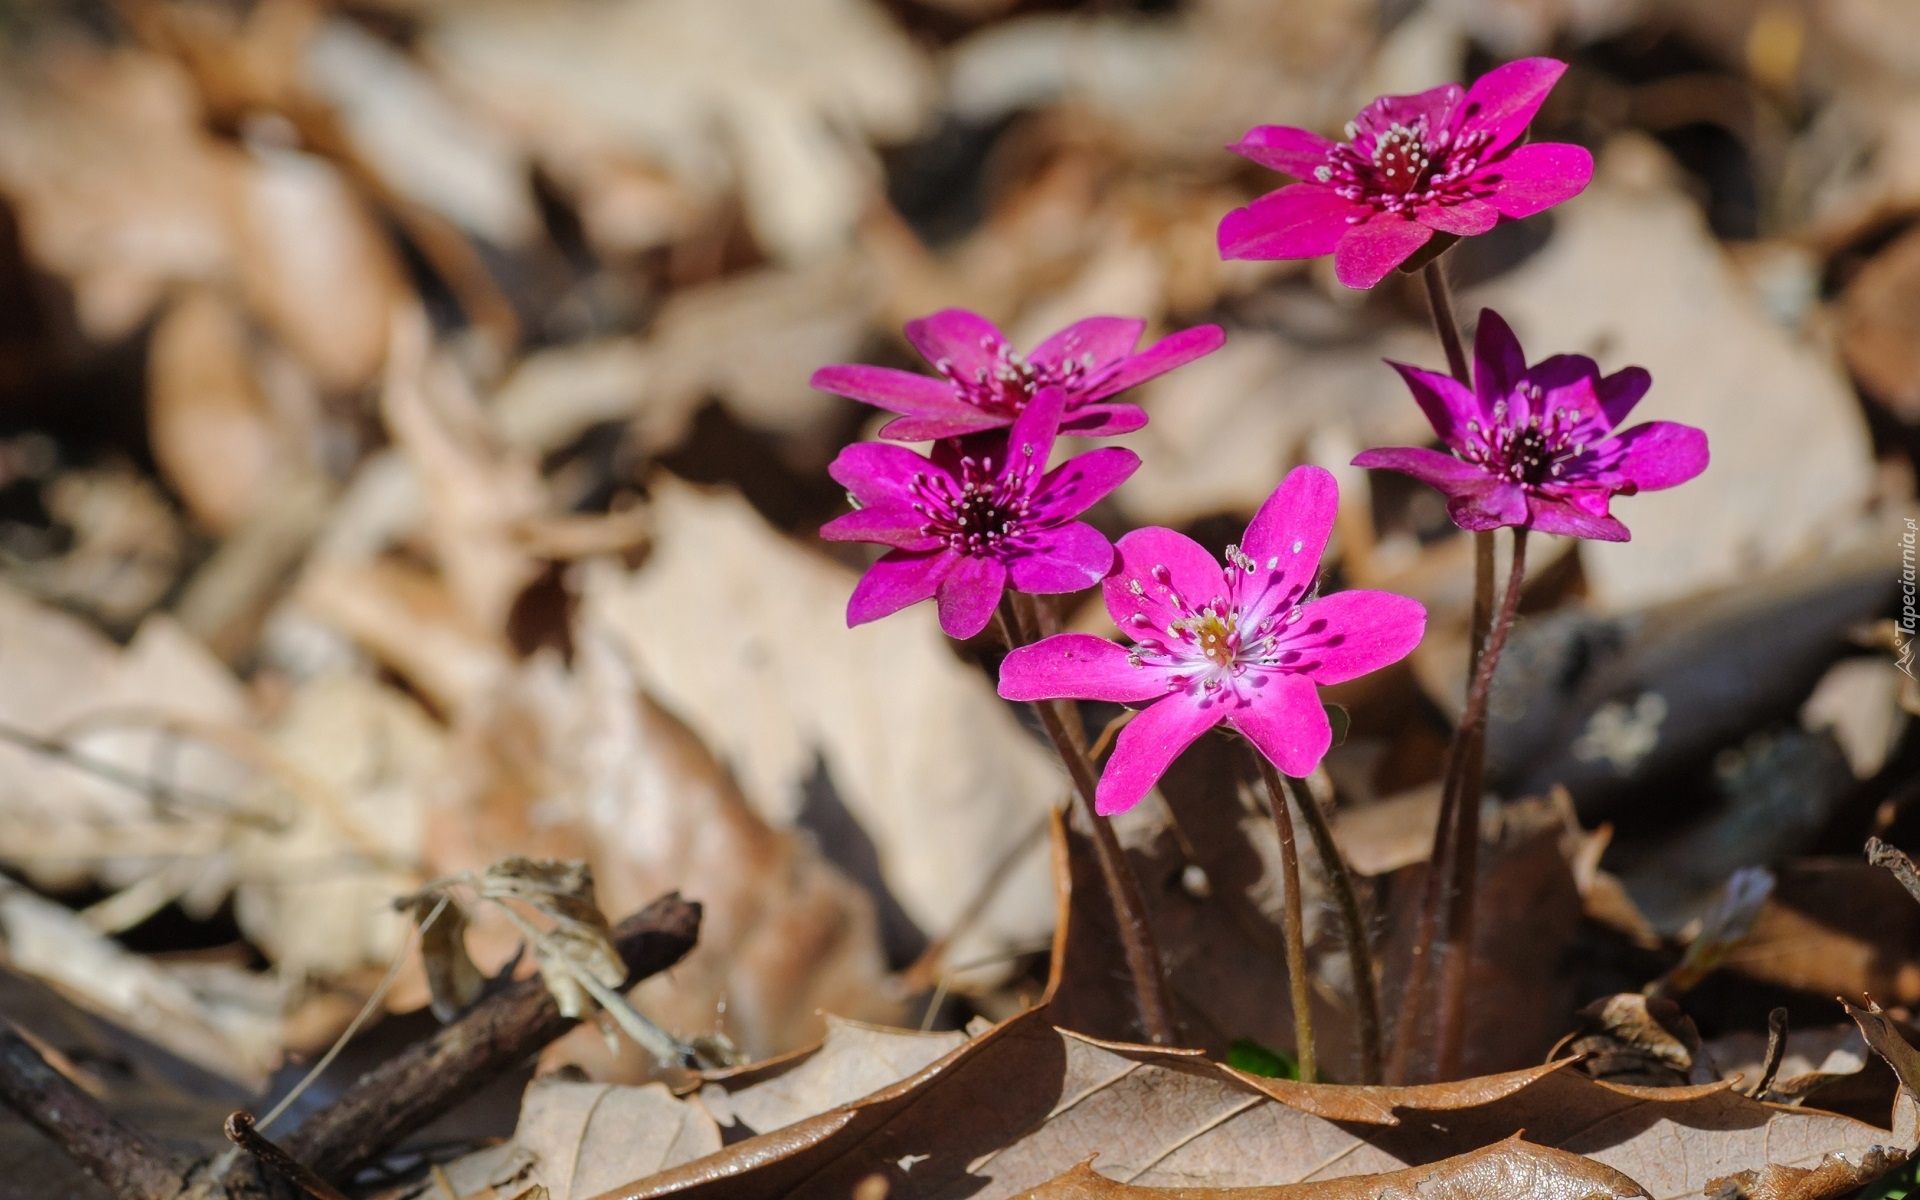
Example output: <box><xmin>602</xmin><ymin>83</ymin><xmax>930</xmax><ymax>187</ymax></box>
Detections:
<box><xmin>1011</xmin><ymin>1138</ymin><xmax>1650</xmax><ymax>1200</ymax></box>
<box><xmin>513</xmin><ymin>1078</ymin><xmax>720</xmax><ymax>1200</ymax></box>
<box><xmin>412</xmin><ymin>895</ymin><xmax>484</xmax><ymax>1023</ymax></box>
<box><xmin>708</xmin><ymin>1017</ymin><xmax>968</xmax><ymax>1136</ymax></box>
<box><xmin>595</xmin><ymin>1005</ymin><xmax>1916</xmax><ymax>1200</ymax></box>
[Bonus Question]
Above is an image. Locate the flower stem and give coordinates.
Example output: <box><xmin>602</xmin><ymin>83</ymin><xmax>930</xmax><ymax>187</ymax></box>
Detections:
<box><xmin>1253</xmin><ymin>753</ymin><xmax>1316</xmax><ymax>1083</ymax></box>
<box><xmin>1431</xmin><ymin>527</ymin><xmax>1528</xmax><ymax>1079</ymax></box>
<box><xmin>997</xmin><ymin>594</ymin><xmax>1178</xmax><ymax>1046</ymax></box>
<box><xmin>1282</xmin><ymin>770</ymin><xmax>1382</xmax><ymax>1083</ymax></box>
<box><xmin>1420</xmin><ymin>259</ymin><xmax>1472</xmax><ymax>387</ymax></box>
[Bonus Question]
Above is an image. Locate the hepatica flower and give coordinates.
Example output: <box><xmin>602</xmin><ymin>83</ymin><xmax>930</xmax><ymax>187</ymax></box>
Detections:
<box><xmin>1218</xmin><ymin>58</ymin><xmax>1593</xmax><ymax>288</ymax></box>
<box><xmin>822</xmin><ymin>385</ymin><xmax>1139</xmax><ymax>639</ymax></box>
<box><xmin>1355</xmin><ymin>310</ymin><xmax>1708</xmax><ymax>541</ymax></box>
<box><xmin>811</xmin><ymin>308</ymin><xmax>1224</xmax><ymax>441</ymax></box>
<box><xmin>999</xmin><ymin>466</ymin><xmax>1425</xmax><ymax>815</ymax></box>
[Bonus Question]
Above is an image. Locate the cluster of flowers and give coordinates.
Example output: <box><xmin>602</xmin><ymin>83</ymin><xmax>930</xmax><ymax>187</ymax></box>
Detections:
<box><xmin>813</xmin><ymin>58</ymin><xmax>1708</xmax><ymax>817</ymax></box>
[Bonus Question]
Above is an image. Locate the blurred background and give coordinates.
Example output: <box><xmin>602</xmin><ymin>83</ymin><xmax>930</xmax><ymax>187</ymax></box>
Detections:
<box><xmin>0</xmin><ymin>0</ymin><xmax>1918</xmax><ymax>1192</ymax></box>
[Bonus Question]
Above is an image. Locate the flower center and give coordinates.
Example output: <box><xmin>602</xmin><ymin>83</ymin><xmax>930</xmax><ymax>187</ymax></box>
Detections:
<box><xmin>908</xmin><ymin>449</ymin><xmax>1039</xmax><ymax>556</ymax></box>
<box><xmin>933</xmin><ymin>339</ymin><xmax>1103</xmax><ymax>418</ymax></box>
<box><xmin>1123</xmin><ymin>546</ymin><xmax>1313</xmax><ymax>690</ymax></box>
<box><xmin>1314</xmin><ymin>106</ymin><xmax>1495</xmax><ymax>218</ymax></box>
<box><xmin>1458</xmin><ymin>388</ymin><xmax>1589</xmax><ymax>486</ymax></box>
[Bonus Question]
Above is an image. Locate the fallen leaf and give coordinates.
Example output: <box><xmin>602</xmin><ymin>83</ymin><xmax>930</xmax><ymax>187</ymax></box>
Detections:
<box><xmin>1473</xmin><ymin>134</ymin><xmax>1877</xmax><ymax>610</ymax></box>
<box><xmin>710</xmin><ymin>1017</ymin><xmax>968</xmax><ymax>1136</ymax></box>
<box><xmin>581</xmin><ymin>478</ymin><xmax>1060</xmax><ymax>977</ymax></box>
<box><xmin>594</xmin><ymin>1002</ymin><xmax>1917</xmax><ymax>1200</ymax></box>
<box><xmin>515</xmin><ymin>1077</ymin><xmax>721</xmax><ymax>1200</ymax></box>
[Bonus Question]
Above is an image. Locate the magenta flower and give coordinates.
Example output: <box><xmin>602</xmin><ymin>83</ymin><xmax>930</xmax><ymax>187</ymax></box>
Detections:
<box><xmin>822</xmin><ymin>385</ymin><xmax>1139</xmax><ymax>639</ymax></box>
<box><xmin>1218</xmin><ymin>58</ymin><xmax>1593</xmax><ymax>289</ymax></box>
<box><xmin>811</xmin><ymin>308</ymin><xmax>1224</xmax><ymax>441</ymax></box>
<box><xmin>1353</xmin><ymin>310</ymin><xmax>1708</xmax><ymax>541</ymax></box>
<box><xmin>998</xmin><ymin>466</ymin><xmax>1425</xmax><ymax>815</ymax></box>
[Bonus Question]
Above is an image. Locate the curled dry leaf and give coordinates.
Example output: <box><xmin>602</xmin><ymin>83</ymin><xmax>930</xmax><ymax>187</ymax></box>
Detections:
<box><xmin>411</xmin><ymin>895</ymin><xmax>484</xmax><ymax>1023</ymax></box>
<box><xmin>588</xmin><ymin>1003</ymin><xmax>1918</xmax><ymax>1200</ymax></box>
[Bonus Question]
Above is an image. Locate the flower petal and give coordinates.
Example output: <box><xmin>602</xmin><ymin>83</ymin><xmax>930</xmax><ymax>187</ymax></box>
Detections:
<box><xmin>1103</xmin><ymin>527</ymin><xmax>1231</xmax><ymax>639</ymax></box>
<box><xmin>1030</xmin><ymin>447</ymin><xmax>1140</xmax><ymax>523</ymax></box>
<box><xmin>828</xmin><ymin>441</ymin><xmax>944</xmax><ymax>508</ymax></box>
<box><xmin>1598</xmin><ymin>420</ymin><xmax>1710</xmax><ymax>491</ymax></box>
<box><xmin>819</xmin><ymin>505</ymin><xmax>941</xmax><ymax>551</ymax></box>
<box><xmin>1008</xmin><ymin>521</ymin><xmax>1117</xmax><ymax>594</ymax></box>
<box><xmin>1449</xmin><ymin>480</ymin><xmax>1530</xmax><ymax>531</ymax></box>
<box><xmin>999</xmin><ymin>633</ymin><xmax>1173</xmax><ymax>703</ymax></box>
<box><xmin>810</xmin><ymin>364</ymin><xmax>963</xmax><ymax>419</ymax></box>
<box><xmin>1219</xmin><ymin>184</ymin><xmax>1370</xmax><ymax>262</ymax></box>
<box><xmin>1525</xmin><ymin>494</ymin><xmax>1629</xmax><ymax>541</ymax></box>
<box><xmin>1059</xmin><ymin>403</ymin><xmax>1149</xmax><ymax>437</ymax></box>
<box><xmin>1097</xmin><ymin>692</ymin><xmax>1222</xmax><ymax>815</ymax></box>
<box><xmin>1417</xmin><ymin>197</ymin><xmax>1501</xmax><ymax>237</ymax></box>
<box><xmin>1353</xmin><ymin>445</ymin><xmax>1493</xmax><ymax>493</ymax></box>
<box><xmin>1003</xmin><ymin>385</ymin><xmax>1067</xmax><ymax>483</ymax></box>
<box><xmin>1597</xmin><ymin>366</ymin><xmax>1652</xmax><ymax>427</ymax></box>
<box><xmin>1387</xmin><ymin>362</ymin><xmax>1482</xmax><ymax>446</ymax></box>
<box><xmin>904</xmin><ymin>308</ymin><xmax>1008</xmax><ymax>378</ymax></box>
<box><xmin>1471</xmin><ymin>308</ymin><xmax>1528</xmax><ymax>409</ymax></box>
<box><xmin>1030</xmin><ymin>316</ymin><xmax>1145</xmax><ymax>376</ymax></box>
<box><xmin>1089</xmin><ymin>324</ymin><xmax>1226</xmax><ymax>399</ymax></box>
<box><xmin>1225</xmin><ymin>672</ymin><xmax>1331</xmax><ymax>780</ymax></box>
<box><xmin>878</xmin><ymin>410</ymin><xmax>1010</xmax><ymax>440</ymax></box>
<box><xmin>1456</xmin><ymin>57</ymin><xmax>1568</xmax><ymax>154</ymax></box>
<box><xmin>1355</xmin><ymin>85</ymin><xmax>1465</xmax><ymax>150</ymax></box>
<box><xmin>1229</xmin><ymin>124</ymin><xmax>1340</xmax><ymax>177</ymax></box>
<box><xmin>848</xmin><ymin>548</ymin><xmax>954</xmax><ymax>627</ymax></box>
<box><xmin>1482</xmin><ymin>143</ymin><xmax>1594</xmax><ymax>219</ymax></box>
<box><xmin>1238</xmin><ymin>465</ymin><xmax>1338</xmax><ymax>625</ymax></box>
<box><xmin>1272</xmin><ymin>590</ymin><xmax>1427</xmax><ymax>685</ymax></box>
<box><xmin>934</xmin><ymin>555</ymin><xmax>1008</xmax><ymax>639</ymax></box>
<box><xmin>1333</xmin><ymin>217</ymin><xmax>1434</xmax><ymax>289</ymax></box>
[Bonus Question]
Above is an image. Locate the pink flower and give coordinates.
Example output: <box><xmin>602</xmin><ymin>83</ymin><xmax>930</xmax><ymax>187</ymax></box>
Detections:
<box><xmin>998</xmin><ymin>466</ymin><xmax>1426</xmax><ymax>815</ymax></box>
<box><xmin>1353</xmin><ymin>310</ymin><xmax>1709</xmax><ymax>541</ymax></box>
<box><xmin>811</xmin><ymin>308</ymin><xmax>1224</xmax><ymax>441</ymax></box>
<box><xmin>822</xmin><ymin>386</ymin><xmax>1139</xmax><ymax>639</ymax></box>
<box><xmin>1218</xmin><ymin>58</ymin><xmax>1593</xmax><ymax>289</ymax></box>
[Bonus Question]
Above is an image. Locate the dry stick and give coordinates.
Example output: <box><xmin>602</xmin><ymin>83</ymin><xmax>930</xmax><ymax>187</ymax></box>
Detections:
<box><xmin>1867</xmin><ymin>837</ymin><xmax>1920</xmax><ymax>908</ymax></box>
<box><xmin>1431</xmin><ymin>527</ymin><xmax>1529</xmax><ymax>1081</ymax></box>
<box><xmin>224</xmin><ymin>1115</ymin><xmax>348</xmax><ymax>1200</ymax></box>
<box><xmin>1283</xmin><ymin>772</ymin><xmax>1383</xmax><ymax>1083</ymax></box>
<box><xmin>280</xmin><ymin>893</ymin><xmax>700</xmax><ymax>1183</ymax></box>
<box><xmin>996</xmin><ymin>598</ymin><xmax>1178</xmax><ymax>1046</ymax></box>
<box><xmin>1747</xmin><ymin>1007</ymin><xmax>1790</xmax><ymax>1099</ymax></box>
<box><xmin>0</xmin><ymin>1024</ymin><xmax>186</xmax><ymax>1200</ymax></box>
<box><xmin>1388</xmin><ymin>259</ymin><xmax>1489</xmax><ymax>1083</ymax></box>
<box><xmin>1253</xmin><ymin>756</ymin><xmax>1317</xmax><ymax>1083</ymax></box>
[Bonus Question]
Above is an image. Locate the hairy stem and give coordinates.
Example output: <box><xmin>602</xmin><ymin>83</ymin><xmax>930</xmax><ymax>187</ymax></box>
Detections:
<box><xmin>1254</xmin><ymin>756</ymin><xmax>1316</xmax><ymax>1083</ymax></box>
<box><xmin>998</xmin><ymin>596</ymin><xmax>1178</xmax><ymax>1046</ymax></box>
<box><xmin>0</xmin><ymin>1026</ymin><xmax>186</xmax><ymax>1199</ymax></box>
<box><xmin>1430</xmin><ymin>527</ymin><xmax>1529</xmax><ymax>1080</ymax></box>
<box><xmin>1283</xmin><ymin>771</ymin><xmax>1382</xmax><ymax>1083</ymax></box>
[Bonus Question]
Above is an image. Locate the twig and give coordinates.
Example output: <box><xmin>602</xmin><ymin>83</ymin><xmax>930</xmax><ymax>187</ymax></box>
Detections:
<box><xmin>225</xmin><ymin>1114</ymin><xmax>348</xmax><ymax>1200</ymax></box>
<box><xmin>1254</xmin><ymin>756</ymin><xmax>1316</xmax><ymax>1083</ymax></box>
<box><xmin>0</xmin><ymin>1024</ymin><xmax>185</xmax><ymax>1199</ymax></box>
<box><xmin>1867</xmin><ymin>837</ymin><xmax>1920</xmax><ymax>908</ymax></box>
<box><xmin>1283</xmin><ymin>772</ymin><xmax>1382</xmax><ymax>1083</ymax></box>
<box><xmin>997</xmin><ymin>596</ymin><xmax>1178</xmax><ymax>1046</ymax></box>
<box><xmin>280</xmin><ymin>893</ymin><xmax>700</xmax><ymax>1183</ymax></box>
<box><xmin>1747</xmin><ymin>1007</ymin><xmax>1790</xmax><ymax>1099</ymax></box>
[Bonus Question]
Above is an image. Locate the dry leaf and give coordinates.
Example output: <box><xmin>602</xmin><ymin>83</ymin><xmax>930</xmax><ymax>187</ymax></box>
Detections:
<box><xmin>146</xmin><ymin>287</ymin><xmax>287</xmax><ymax>533</ymax></box>
<box><xmin>514</xmin><ymin>1078</ymin><xmax>721</xmax><ymax>1200</ymax></box>
<box><xmin>582</xmin><ymin>478</ymin><xmax>1060</xmax><ymax>975</ymax></box>
<box><xmin>709</xmin><ymin>1017</ymin><xmax>969</xmax><ymax>1136</ymax></box>
<box><xmin>425</xmin><ymin>0</ymin><xmax>933</xmax><ymax>262</ymax></box>
<box><xmin>598</xmin><ymin>1003</ymin><xmax>1916</xmax><ymax>1200</ymax></box>
<box><xmin>1473</xmin><ymin>135</ymin><xmax>1876</xmax><ymax>610</ymax></box>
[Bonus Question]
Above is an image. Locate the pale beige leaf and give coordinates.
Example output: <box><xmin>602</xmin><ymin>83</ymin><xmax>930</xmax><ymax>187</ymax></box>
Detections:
<box><xmin>719</xmin><ymin>1017</ymin><xmax>969</xmax><ymax>1135</ymax></box>
<box><xmin>516</xmin><ymin>1078</ymin><xmax>720</xmax><ymax>1200</ymax></box>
